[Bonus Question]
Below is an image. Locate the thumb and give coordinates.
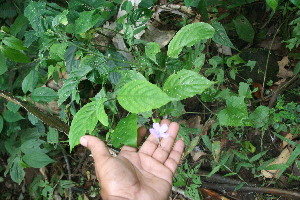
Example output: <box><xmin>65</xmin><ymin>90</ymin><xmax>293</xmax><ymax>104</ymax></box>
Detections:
<box><xmin>80</xmin><ymin>135</ymin><xmax>111</xmax><ymax>166</ymax></box>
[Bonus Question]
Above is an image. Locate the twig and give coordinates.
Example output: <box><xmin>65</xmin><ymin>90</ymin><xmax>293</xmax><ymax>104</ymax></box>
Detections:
<box><xmin>172</xmin><ymin>186</ymin><xmax>191</xmax><ymax>199</ymax></box>
<box><xmin>59</xmin><ymin>143</ymin><xmax>73</xmax><ymax>200</ymax></box>
<box><xmin>201</xmin><ymin>182</ymin><xmax>300</xmax><ymax>199</ymax></box>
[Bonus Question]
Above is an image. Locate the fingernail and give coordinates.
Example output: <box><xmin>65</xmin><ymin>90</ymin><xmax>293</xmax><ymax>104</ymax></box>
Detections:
<box><xmin>80</xmin><ymin>136</ymin><xmax>88</xmax><ymax>147</ymax></box>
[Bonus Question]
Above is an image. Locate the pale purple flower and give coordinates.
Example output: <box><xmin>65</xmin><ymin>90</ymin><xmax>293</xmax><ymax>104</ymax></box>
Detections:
<box><xmin>150</xmin><ymin>123</ymin><xmax>169</xmax><ymax>138</ymax></box>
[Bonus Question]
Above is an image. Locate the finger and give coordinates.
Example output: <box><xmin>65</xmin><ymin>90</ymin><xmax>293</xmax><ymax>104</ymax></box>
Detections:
<box><xmin>138</xmin><ymin>120</ymin><xmax>171</xmax><ymax>156</ymax></box>
<box><xmin>152</xmin><ymin>121</ymin><xmax>179</xmax><ymax>163</ymax></box>
<box><xmin>164</xmin><ymin>139</ymin><xmax>184</xmax><ymax>173</ymax></box>
<box><xmin>80</xmin><ymin>136</ymin><xmax>111</xmax><ymax>167</ymax></box>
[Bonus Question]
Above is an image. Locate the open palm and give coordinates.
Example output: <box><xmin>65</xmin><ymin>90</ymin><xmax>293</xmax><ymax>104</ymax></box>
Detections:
<box><xmin>80</xmin><ymin>119</ymin><xmax>184</xmax><ymax>200</ymax></box>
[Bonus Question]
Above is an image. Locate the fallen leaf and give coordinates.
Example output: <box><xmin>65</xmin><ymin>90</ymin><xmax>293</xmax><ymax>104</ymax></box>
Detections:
<box><xmin>261</xmin><ymin>147</ymin><xmax>292</xmax><ymax>178</ymax></box>
<box><xmin>277</xmin><ymin>56</ymin><xmax>293</xmax><ymax>79</ymax></box>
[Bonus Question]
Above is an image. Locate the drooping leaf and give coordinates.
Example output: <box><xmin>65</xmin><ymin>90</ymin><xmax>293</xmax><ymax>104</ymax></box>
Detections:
<box><xmin>10</xmin><ymin>14</ymin><xmax>29</xmax><ymax>36</ymax></box>
<box><xmin>2</xmin><ymin>36</ymin><xmax>27</xmax><ymax>50</ymax></box>
<box><xmin>0</xmin><ymin>51</ymin><xmax>7</xmax><ymax>75</ymax></box>
<box><xmin>212</xmin><ymin>21</ymin><xmax>237</xmax><ymax>50</ymax></box>
<box><xmin>24</xmin><ymin>1</ymin><xmax>47</xmax><ymax>35</ymax></box>
<box><xmin>117</xmin><ymin>80</ymin><xmax>172</xmax><ymax>113</ymax></box>
<box><xmin>218</xmin><ymin>96</ymin><xmax>249</xmax><ymax>126</ymax></box>
<box><xmin>23</xmin><ymin>152</ymin><xmax>55</xmax><ymax>168</ymax></box>
<box><xmin>69</xmin><ymin>101</ymin><xmax>98</xmax><ymax>151</ymax></box>
<box><xmin>233</xmin><ymin>15</ymin><xmax>254</xmax><ymax>43</ymax></box>
<box><xmin>3</xmin><ymin>110</ymin><xmax>24</xmax><ymax>122</ymax></box>
<box><xmin>167</xmin><ymin>22</ymin><xmax>215</xmax><ymax>58</ymax></box>
<box><xmin>47</xmin><ymin>127</ymin><xmax>59</xmax><ymax>144</ymax></box>
<box><xmin>96</xmin><ymin>99</ymin><xmax>108</xmax><ymax>126</ymax></box>
<box><xmin>22</xmin><ymin>70</ymin><xmax>39</xmax><ymax>93</ymax></box>
<box><xmin>111</xmin><ymin>114</ymin><xmax>138</xmax><ymax>148</ymax></box>
<box><xmin>290</xmin><ymin>0</ymin><xmax>300</xmax><ymax>8</ymax></box>
<box><xmin>64</xmin><ymin>45</ymin><xmax>79</xmax><ymax>73</ymax></box>
<box><xmin>145</xmin><ymin>42</ymin><xmax>161</xmax><ymax>63</ymax></box>
<box><xmin>163</xmin><ymin>69</ymin><xmax>215</xmax><ymax>100</ymax></box>
<box><xmin>31</xmin><ymin>87</ymin><xmax>58</xmax><ymax>102</ymax></box>
<box><xmin>266</xmin><ymin>0</ymin><xmax>279</xmax><ymax>11</ymax></box>
<box><xmin>2</xmin><ymin>46</ymin><xmax>30</xmax><ymax>63</ymax></box>
<box><xmin>10</xmin><ymin>156</ymin><xmax>25</xmax><ymax>184</ymax></box>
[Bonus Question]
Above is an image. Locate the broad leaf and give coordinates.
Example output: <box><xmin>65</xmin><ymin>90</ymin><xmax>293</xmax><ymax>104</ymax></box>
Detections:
<box><xmin>233</xmin><ymin>15</ymin><xmax>254</xmax><ymax>43</ymax></box>
<box><xmin>2</xmin><ymin>36</ymin><xmax>27</xmax><ymax>50</ymax></box>
<box><xmin>69</xmin><ymin>101</ymin><xmax>98</xmax><ymax>151</ymax></box>
<box><xmin>31</xmin><ymin>87</ymin><xmax>58</xmax><ymax>102</ymax></box>
<box><xmin>163</xmin><ymin>69</ymin><xmax>215</xmax><ymax>100</ymax></box>
<box><xmin>22</xmin><ymin>70</ymin><xmax>39</xmax><ymax>93</ymax></box>
<box><xmin>0</xmin><ymin>51</ymin><xmax>7</xmax><ymax>75</ymax></box>
<box><xmin>212</xmin><ymin>21</ymin><xmax>237</xmax><ymax>50</ymax></box>
<box><xmin>47</xmin><ymin>127</ymin><xmax>59</xmax><ymax>144</ymax></box>
<box><xmin>3</xmin><ymin>46</ymin><xmax>30</xmax><ymax>63</ymax></box>
<box><xmin>117</xmin><ymin>80</ymin><xmax>172</xmax><ymax>113</ymax></box>
<box><xmin>218</xmin><ymin>96</ymin><xmax>249</xmax><ymax>126</ymax></box>
<box><xmin>23</xmin><ymin>152</ymin><xmax>55</xmax><ymax>168</ymax></box>
<box><xmin>249</xmin><ymin>106</ymin><xmax>270</xmax><ymax>128</ymax></box>
<box><xmin>24</xmin><ymin>1</ymin><xmax>47</xmax><ymax>35</ymax></box>
<box><xmin>10</xmin><ymin>14</ymin><xmax>29</xmax><ymax>36</ymax></box>
<box><xmin>49</xmin><ymin>42</ymin><xmax>68</xmax><ymax>61</ymax></box>
<box><xmin>167</xmin><ymin>22</ymin><xmax>215</xmax><ymax>58</ymax></box>
<box><xmin>115</xmin><ymin>70</ymin><xmax>146</xmax><ymax>91</ymax></box>
<box><xmin>96</xmin><ymin>99</ymin><xmax>108</xmax><ymax>126</ymax></box>
<box><xmin>21</xmin><ymin>138</ymin><xmax>46</xmax><ymax>154</ymax></box>
<box><xmin>64</xmin><ymin>45</ymin><xmax>79</xmax><ymax>73</ymax></box>
<box><xmin>3</xmin><ymin>110</ymin><xmax>24</xmax><ymax>122</ymax></box>
<box><xmin>145</xmin><ymin>42</ymin><xmax>161</xmax><ymax>63</ymax></box>
<box><xmin>10</xmin><ymin>156</ymin><xmax>25</xmax><ymax>184</ymax></box>
<box><xmin>290</xmin><ymin>0</ymin><xmax>300</xmax><ymax>8</ymax></box>
<box><xmin>111</xmin><ymin>114</ymin><xmax>138</xmax><ymax>148</ymax></box>
<box><xmin>68</xmin><ymin>10</ymin><xmax>101</xmax><ymax>34</ymax></box>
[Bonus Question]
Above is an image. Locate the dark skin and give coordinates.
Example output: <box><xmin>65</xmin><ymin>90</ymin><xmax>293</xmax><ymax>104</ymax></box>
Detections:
<box><xmin>80</xmin><ymin>119</ymin><xmax>185</xmax><ymax>200</ymax></box>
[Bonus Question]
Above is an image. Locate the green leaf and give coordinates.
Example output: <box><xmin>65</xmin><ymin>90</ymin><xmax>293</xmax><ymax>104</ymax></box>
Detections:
<box><xmin>22</xmin><ymin>70</ymin><xmax>39</xmax><ymax>93</ymax></box>
<box><xmin>0</xmin><ymin>115</ymin><xmax>3</xmax><ymax>133</ymax></box>
<box><xmin>238</xmin><ymin>82</ymin><xmax>251</xmax><ymax>98</ymax></box>
<box><xmin>117</xmin><ymin>80</ymin><xmax>172</xmax><ymax>113</ymax></box>
<box><xmin>21</xmin><ymin>139</ymin><xmax>46</xmax><ymax>154</ymax></box>
<box><xmin>10</xmin><ymin>156</ymin><xmax>25</xmax><ymax>184</ymax></box>
<box><xmin>145</xmin><ymin>42</ymin><xmax>161</xmax><ymax>63</ymax></box>
<box><xmin>68</xmin><ymin>10</ymin><xmax>101</xmax><ymax>34</ymax></box>
<box><xmin>3</xmin><ymin>110</ymin><xmax>24</xmax><ymax>122</ymax></box>
<box><xmin>28</xmin><ymin>112</ymin><xmax>39</xmax><ymax>125</ymax></box>
<box><xmin>69</xmin><ymin>101</ymin><xmax>98</xmax><ymax>151</ymax></box>
<box><xmin>96</xmin><ymin>99</ymin><xmax>108</xmax><ymax>126</ymax></box>
<box><xmin>52</xmin><ymin>10</ymin><xmax>68</xmax><ymax>27</ymax></box>
<box><xmin>249</xmin><ymin>106</ymin><xmax>270</xmax><ymax>128</ymax></box>
<box><xmin>24</xmin><ymin>1</ymin><xmax>47</xmax><ymax>35</ymax></box>
<box><xmin>167</xmin><ymin>22</ymin><xmax>215</xmax><ymax>58</ymax></box>
<box><xmin>64</xmin><ymin>45</ymin><xmax>79</xmax><ymax>72</ymax></box>
<box><xmin>116</xmin><ymin>70</ymin><xmax>146</xmax><ymax>91</ymax></box>
<box><xmin>0</xmin><ymin>51</ymin><xmax>7</xmax><ymax>75</ymax></box>
<box><xmin>49</xmin><ymin>43</ymin><xmax>68</xmax><ymax>60</ymax></box>
<box><xmin>2</xmin><ymin>36</ymin><xmax>27</xmax><ymax>50</ymax></box>
<box><xmin>266</xmin><ymin>0</ymin><xmax>279</xmax><ymax>11</ymax></box>
<box><xmin>218</xmin><ymin>96</ymin><xmax>249</xmax><ymax>126</ymax></box>
<box><xmin>290</xmin><ymin>0</ymin><xmax>300</xmax><ymax>8</ymax></box>
<box><xmin>31</xmin><ymin>87</ymin><xmax>58</xmax><ymax>102</ymax></box>
<box><xmin>7</xmin><ymin>101</ymin><xmax>21</xmax><ymax>112</ymax></box>
<box><xmin>233</xmin><ymin>15</ymin><xmax>254</xmax><ymax>43</ymax></box>
<box><xmin>111</xmin><ymin>114</ymin><xmax>138</xmax><ymax>148</ymax></box>
<box><xmin>23</xmin><ymin>152</ymin><xmax>54</xmax><ymax>168</ymax></box>
<box><xmin>58</xmin><ymin>66</ymin><xmax>93</xmax><ymax>105</ymax></box>
<box><xmin>10</xmin><ymin>15</ymin><xmax>29</xmax><ymax>36</ymax></box>
<box><xmin>163</xmin><ymin>69</ymin><xmax>215</xmax><ymax>100</ymax></box>
<box><xmin>47</xmin><ymin>127</ymin><xmax>59</xmax><ymax>144</ymax></box>
<box><xmin>212</xmin><ymin>21</ymin><xmax>237</xmax><ymax>50</ymax></box>
<box><xmin>294</xmin><ymin>61</ymin><xmax>300</xmax><ymax>75</ymax></box>
<box><xmin>2</xmin><ymin>46</ymin><xmax>30</xmax><ymax>63</ymax></box>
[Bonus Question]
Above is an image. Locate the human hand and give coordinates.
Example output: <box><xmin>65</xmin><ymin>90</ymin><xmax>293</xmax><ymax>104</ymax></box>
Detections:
<box><xmin>80</xmin><ymin>119</ymin><xmax>184</xmax><ymax>200</ymax></box>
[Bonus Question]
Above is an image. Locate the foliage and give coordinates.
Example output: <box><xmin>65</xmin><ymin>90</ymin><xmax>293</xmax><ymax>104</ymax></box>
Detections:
<box><xmin>0</xmin><ymin>0</ymin><xmax>299</xmax><ymax>199</ymax></box>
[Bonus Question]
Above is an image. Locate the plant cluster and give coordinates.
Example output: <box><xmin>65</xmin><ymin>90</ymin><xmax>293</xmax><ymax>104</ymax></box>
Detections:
<box><xmin>0</xmin><ymin>0</ymin><xmax>299</xmax><ymax>199</ymax></box>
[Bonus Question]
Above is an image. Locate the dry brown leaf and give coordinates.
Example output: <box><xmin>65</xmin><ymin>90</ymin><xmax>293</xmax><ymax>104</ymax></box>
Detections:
<box><xmin>277</xmin><ymin>56</ymin><xmax>294</xmax><ymax>79</ymax></box>
<box><xmin>142</xmin><ymin>25</ymin><xmax>175</xmax><ymax>48</ymax></box>
<box><xmin>261</xmin><ymin>147</ymin><xmax>292</xmax><ymax>178</ymax></box>
<box><xmin>281</xmin><ymin>133</ymin><xmax>294</xmax><ymax>149</ymax></box>
<box><xmin>191</xmin><ymin>150</ymin><xmax>207</xmax><ymax>162</ymax></box>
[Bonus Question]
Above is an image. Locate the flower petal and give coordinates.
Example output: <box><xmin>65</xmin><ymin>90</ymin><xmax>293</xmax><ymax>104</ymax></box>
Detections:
<box><xmin>153</xmin><ymin>123</ymin><xmax>160</xmax><ymax>131</ymax></box>
<box><xmin>160</xmin><ymin>132</ymin><xmax>170</xmax><ymax>138</ymax></box>
<box><xmin>150</xmin><ymin>128</ymin><xmax>159</xmax><ymax>138</ymax></box>
<box><xmin>159</xmin><ymin>124</ymin><xmax>168</xmax><ymax>133</ymax></box>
